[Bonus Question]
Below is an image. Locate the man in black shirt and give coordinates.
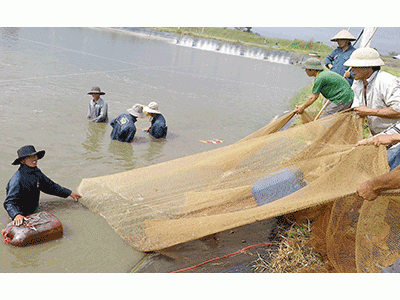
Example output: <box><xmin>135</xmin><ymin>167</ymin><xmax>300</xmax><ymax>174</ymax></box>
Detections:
<box><xmin>3</xmin><ymin>145</ymin><xmax>81</xmax><ymax>228</ymax></box>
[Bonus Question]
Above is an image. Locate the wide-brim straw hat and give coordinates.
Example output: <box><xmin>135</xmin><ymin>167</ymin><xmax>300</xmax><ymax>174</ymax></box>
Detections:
<box><xmin>87</xmin><ymin>86</ymin><xmax>105</xmax><ymax>95</ymax></box>
<box><xmin>330</xmin><ymin>29</ymin><xmax>356</xmax><ymax>41</ymax></box>
<box><xmin>12</xmin><ymin>145</ymin><xmax>45</xmax><ymax>165</ymax></box>
<box><xmin>143</xmin><ymin>102</ymin><xmax>161</xmax><ymax>114</ymax></box>
<box><xmin>344</xmin><ymin>48</ymin><xmax>385</xmax><ymax>67</ymax></box>
<box><xmin>127</xmin><ymin>103</ymin><xmax>146</xmax><ymax>118</ymax></box>
<box><xmin>302</xmin><ymin>57</ymin><xmax>324</xmax><ymax>70</ymax></box>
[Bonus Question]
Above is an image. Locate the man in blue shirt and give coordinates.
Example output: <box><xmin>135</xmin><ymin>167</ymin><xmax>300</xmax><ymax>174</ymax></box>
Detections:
<box><xmin>144</xmin><ymin>102</ymin><xmax>168</xmax><ymax>139</ymax></box>
<box><xmin>110</xmin><ymin>103</ymin><xmax>146</xmax><ymax>143</ymax></box>
<box><xmin>325</xmin><ymin>29</ymin><xmax>356</xmax><ymax>86</ymax></box>
<box><xmin>3</xmin><ymin>145</ymin><xmax>81</xmax><ymax>228</ymax></box>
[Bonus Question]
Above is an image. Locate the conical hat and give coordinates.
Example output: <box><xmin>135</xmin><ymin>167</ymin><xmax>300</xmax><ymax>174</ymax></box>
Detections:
<box><xmin>331</xmin><ymin>29</ymin><xmax>356</xmax><ymax>41</ymax></box>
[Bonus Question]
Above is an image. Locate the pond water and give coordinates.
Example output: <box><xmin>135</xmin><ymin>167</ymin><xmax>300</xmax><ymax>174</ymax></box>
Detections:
<box><xmin>0</xmin><ymin>27</ymin><xmax>312</xmax><ymax>272</ymax></box>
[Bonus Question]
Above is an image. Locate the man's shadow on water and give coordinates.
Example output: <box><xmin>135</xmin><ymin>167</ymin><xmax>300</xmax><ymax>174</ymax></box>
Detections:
<box><xmin>82</xmin><ymin>120</ymin><xmax>177</xmax><ymax>169</ymax></box>
<box><xmin>138</xmin><ymin>131</ymin><xmax>180</xmax><ymax>163</ymax></box>
<box><xmin>108</xmin><ymin>139</ymin><xmax>136</xmax><ymax>169</ymax></box>
<box><xmin>81</xmin><ymin>122</ymin><xmax>107</xmax><ymax>156</ymax></box>
<box><xmin>107</xmin><ymin>134</ymin><xmax>171</xmax><ymax>169</ymax></box>
<box><xmin>141</xmin><ymin>138</ymin><xmax>167</xmax><ymax>163</ymax></box>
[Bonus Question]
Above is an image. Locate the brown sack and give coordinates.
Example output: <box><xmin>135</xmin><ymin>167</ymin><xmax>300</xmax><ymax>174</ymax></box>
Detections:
<box><xmin>3</xmin><ymin>211</ymin><xmax>63</xmax><ymax>247</ymax></box>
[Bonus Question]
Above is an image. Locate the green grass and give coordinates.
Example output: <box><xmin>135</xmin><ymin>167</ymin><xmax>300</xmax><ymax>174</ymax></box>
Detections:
<box><xmin>383</xmin><ymin>66</ymin><xmax>400</xmax><ymax>77</ymax></box>
<box><xmin>252</xmin><ymin>220</ymin><xmax>329</xmax><ymax>273</ymax></box>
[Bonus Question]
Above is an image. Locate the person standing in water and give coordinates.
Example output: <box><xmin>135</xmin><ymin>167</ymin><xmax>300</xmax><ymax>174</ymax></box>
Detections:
<box><xmin>3</xmin><ymin>145</ymin><xmax>81</xmax><ymax>230</ymax></box>
<box><xmin>110</xmin><ymin>103</ymin><xmax>146</xmax><ymax>143</ymax></box>
<box><xmin>87</xmin><ymin>86</ymin><xmax>108</xmax><ymax>123</ymax></box>
<box><xmin>144</xmin><ymin>102</ymin><xmax>168</xmax><ymax>139</ymax></box>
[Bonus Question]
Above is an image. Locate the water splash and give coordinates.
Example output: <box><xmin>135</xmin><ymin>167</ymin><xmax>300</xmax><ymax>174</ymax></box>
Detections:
<box><xmin>174</xmin><ymin>36</ymin><xmax>300</xmax><ymax>65</ymax></box>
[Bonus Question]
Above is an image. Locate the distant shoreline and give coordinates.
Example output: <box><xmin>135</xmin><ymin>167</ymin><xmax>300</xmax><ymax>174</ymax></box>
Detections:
<box><xmin>100</xmin><ymin>27</ymin><xmax>400</xmax><ymax>73</ymax></box>
<box><xmin>101</xmin><ymin>27</ymin><xmax>309</xmax><ymax>65</ymax></box>
<box><xmin>100</xmin><ymin>27</ymin><xmax>176</xmax><ymax>42</ymax></box>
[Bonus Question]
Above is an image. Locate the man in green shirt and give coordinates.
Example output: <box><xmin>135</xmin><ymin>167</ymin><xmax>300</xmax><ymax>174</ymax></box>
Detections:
<box><xmin>294</xmin><ymin>58</ymin><xmax>354</xmax><ymax>118</ymax></box>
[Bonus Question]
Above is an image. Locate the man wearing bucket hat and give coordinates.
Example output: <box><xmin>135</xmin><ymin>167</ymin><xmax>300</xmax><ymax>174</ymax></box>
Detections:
<box><xmin>325</xmin><ymin>29</ymin><xmax>356</xmax><ymax>86</ymax></box>
<box><xmin>294</xmin><ymin>57</ymin><xmax>354</xmax><ymax>117</ymax></box>
<box><xmin>87</xmin><ymin>86</ymin><xmax>108</xmax><ymax>123</ymax></box>
<box><xmin>3</xmin><ymin>145</ymin><xmax>82</xmax><ymax>227</ymax></box>
<box><xmin>344</xmin><ymin>48</ymin><xmax>400</xmax><ymax>135</ymax></box>
<box><xmin>143</xmin><ymin>102</ymin><xmax>167</xmax><ymax>139</ymax></box>
<box><xmin>110</xmin><ymin>103</ymin><xmax>146</xmax><ymax>143</ymax></box>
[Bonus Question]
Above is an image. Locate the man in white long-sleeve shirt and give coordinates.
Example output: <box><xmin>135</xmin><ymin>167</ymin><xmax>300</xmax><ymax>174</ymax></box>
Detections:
<box><xmin>344</xmin><ymin>48</ymin><xmax>400</xmax><ymax>136</ymax></box>
<box><xmin>87</xmin><ymin>86</ymin><xmax>108</xmax><ymax>123</ymax></box>
<box><xmin>347</xmin><ymin>48</ymin><xmax>400</xmax><ymax>170</ymax></box>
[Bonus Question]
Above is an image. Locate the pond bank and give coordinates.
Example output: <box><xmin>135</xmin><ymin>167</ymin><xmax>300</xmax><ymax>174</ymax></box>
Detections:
<box><xmin>107</xmin><ymin>27</ymin><xmax>400</xmax><ymax>75</ymax></box>
<box><xmin>107</xmin><ymin>27</ymin><xmax>310</xmax><ymax>65</ymax></box>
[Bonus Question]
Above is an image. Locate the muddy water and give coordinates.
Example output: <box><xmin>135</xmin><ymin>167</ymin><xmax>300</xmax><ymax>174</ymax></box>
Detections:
<box><xmin>0</xmin><ymin>27</ymin><xmax>312</xmax><ymax>272</ymax></box>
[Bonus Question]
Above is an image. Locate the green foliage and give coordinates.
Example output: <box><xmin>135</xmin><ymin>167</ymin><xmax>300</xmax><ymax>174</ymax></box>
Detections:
<box><xmin>290</xmin><ymin>84</ymin><xmax>325</xmax><ymax>111</ymax></box>
<box><xmin>384</xmin><ymin>66</ymin><xmax>400</xmax><ymax>77</ymax></box>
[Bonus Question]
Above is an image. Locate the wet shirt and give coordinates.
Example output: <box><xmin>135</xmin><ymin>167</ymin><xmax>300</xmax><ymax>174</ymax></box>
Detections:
<box><xmin>351</xmin><ymin>70</ymin><xmax>400</xmax><ymax>135</ymax></box>
<box><xmin>325</xmin><ymin>44</ymin><xmax>356</xmax><ymax>86</ymax></box>
<box><xmin>4</xmin><ymin>164</ymin><xmax>72</xmax><ymax>220</ymax></box>
<box><xmin>312</xmin><ymin>70</ymin><xmax>354</xmax><ymax>105</ymax></box>
<box><xmin>110</xmin><ymin>114</ymin><xmax>137</xmax><ymax>143</ymax></box>
<box><xmin>149</xmin><ymin>114</ymin><xmax>167</xmax><ymax>139</ymax></box>
<box><xmin>87</xmin><ymin>97</ymin><xmax>108</xmax><ymax>123</ymax></box>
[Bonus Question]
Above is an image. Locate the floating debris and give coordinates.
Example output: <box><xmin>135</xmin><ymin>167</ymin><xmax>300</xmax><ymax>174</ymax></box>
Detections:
<box><xmin>200</xmin><ymin>139</ymin><xmax>223</xmax><ymax>144</ymax></box>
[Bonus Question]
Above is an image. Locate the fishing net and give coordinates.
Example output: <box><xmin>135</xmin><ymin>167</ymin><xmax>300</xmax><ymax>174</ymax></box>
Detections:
<box><xmin>78</xmin><ymin>110</ymin><xmax>400</xmax><ymax>272</ymax></box>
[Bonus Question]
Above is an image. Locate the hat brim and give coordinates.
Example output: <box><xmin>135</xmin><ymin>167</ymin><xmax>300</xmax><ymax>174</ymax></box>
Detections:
<box><xmin>12</xmin><ymin>150</ymin><xmax>45</xmax><ymax>165</ymax></box>
<box><xmin>143</xmin><ymin>107</ymin><xmax>161</xmax><ymax>114</ymax></box>
<box><xmin>88</xmin><ymin>92</ymin><xmax>105</xmax><ymax>95</ymax></box>
<box><xmin>302</xmin><ymin>65</ymin><xmax>324</xmax><ymax>70</ymax></box>
<box><xmin>330</xmin><ymin>38</ymin><xmax>356</xmax><ymax>42</ymax></box>
<box><xmin>127</xmin><ymin>109</ymin><xmax>146</xmax><ymax>118</ymax></box>
<box><xmin>344</xmin><ymin>58</ymin><xmax>385</xmax><ymax>67</ymax></box>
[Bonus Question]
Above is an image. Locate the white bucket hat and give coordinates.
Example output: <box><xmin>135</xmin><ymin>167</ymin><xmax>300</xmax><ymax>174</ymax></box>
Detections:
<box><xmin>302</xmin><ymin>57</ymin><xmax>324</xmax><ymax>70</ymax></box>
<box><xmin>330</xmin><ymin>29</ymin><xmax>356</xmax><ymax>41</ymax></box>
<box><xmin>143</xmin><ymin>102</ymin><xmax>161</xmax><ymax>114</ymax></box>
<box><xmin>127</xmin><ymin>103</ymin><xmax>146</xmax><ymax>118</ymax></box>
<box><xmin>344</xmin><ymin>48</ymin><xmax>385</xmax><ymax>67</ymax></box>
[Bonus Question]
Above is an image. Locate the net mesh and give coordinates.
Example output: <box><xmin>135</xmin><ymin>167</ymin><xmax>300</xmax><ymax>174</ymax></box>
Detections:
<box><xmin>78</xmin><ymin>110</ymin><xmax>400</xmax><ymax>272</ymax></box>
